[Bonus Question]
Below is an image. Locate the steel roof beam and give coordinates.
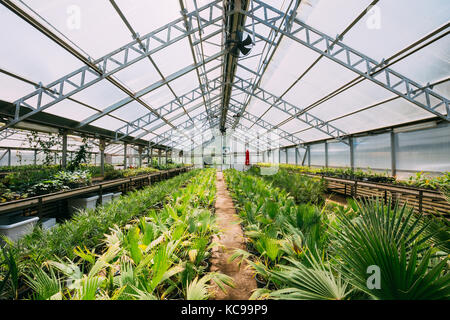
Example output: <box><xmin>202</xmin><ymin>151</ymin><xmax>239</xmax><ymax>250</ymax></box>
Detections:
<box><xmin>77</xmin><ymin>50</ymin><xmax>225</xmax><ymax>128</ymax></box>
<box><xmin>1</xmin><ymin>0</ymin><xmax>224</xmax><ymax>133</ymax></box>
<box><xmin>241</xmin><ymin>0</ymin><xmax>450</xmax><ymax>120</ymax></box>
<box><xmin>115</xmin><ymin>75</ymin><xmax>223</xmax><ymax>141</ymax></box>
<box><xmin>230</xmin><ymin>0</ymin><xmax>301</xmax><ymax>130</ymax></box>
<box><xmin>232</xmin><ymin>75</ymin><xmax>348</xmax><ymax>141</ymax></box>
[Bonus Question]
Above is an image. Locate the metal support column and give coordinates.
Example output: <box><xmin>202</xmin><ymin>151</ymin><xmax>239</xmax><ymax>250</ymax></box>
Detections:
<box><xmin>307</xmin><ymin>145</ymin><xmax>311</xmax><ymax>167</ymax></box>
<box><xmin>138</xmin><ymin>146</ymin><xmax>143</xmax><ymax>168</ymax></box>
<box><xmin>150</xmin><ymin>147</ymin><xmax>153</xmax><ymax>167</ymax></box>
<box><xmin>349</xmin><ymin>137</ymin><xmax>355</xmax><ymax>171</ymax></box>
<box><xmin>124</xmin><ymin>142</ymin><xmax>128</xmax><ymax>169</ymax></box>
<box><xmin>7</xmin><ymin>149</ymin><xmax>11</xmax><ymax>166</ymax></box>
<box><xmin>325</xmin><ymin>141</ymin><xmax>328</xmax><ymax>168</ymax></box>
<box><xmin>391</xmin><ymin>130</ymin><xmax>397</xmax><ymax>177</ymax></box>
<box><xmin>61</xmin><ymin>130</ymin><xmax>68</xmax><ymax>169</ymax></box>
<box><xmin>99</xmin><ymin>139</ymin><xmax>105</xmax><ymax>176</ymax></box>
<box><xmin>34</xmin><ymin>149</ymin><xmax>37</xmax><ymax>165</ymax></box>
<box><xmin>295</xmin><ymin>146</ymin><xmax>299</xmax><ymax>165</ymax></box>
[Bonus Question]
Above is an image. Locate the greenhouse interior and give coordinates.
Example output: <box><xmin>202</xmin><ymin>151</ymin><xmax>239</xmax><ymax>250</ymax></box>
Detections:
<box><xmin>0</xmin><ymin>0</ymin><xmax>449</xmax><ymax>302</ymax></box>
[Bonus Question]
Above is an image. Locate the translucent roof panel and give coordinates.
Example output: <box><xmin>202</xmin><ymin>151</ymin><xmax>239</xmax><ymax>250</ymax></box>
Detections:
<box><xmin>298</xmin><ymin>0</ymin><xmax>373</xmax><ymax>36</ymax></box>
<box><xmin>70</xmin><ymin>79</ymin><xmax>130</xmax><ymax>112</ymax></box>
<box><xmin>19</xmin><ymin>0</ymin><xmax>136</xmax><ymax>59</ymax></box>
<box><xmin>330</xmin><ymin>99</ymin><xmax>434</xmax><ymax>135</ymax></box>
<box><xmin>342</xmin><ymin>0</ymin><xmax>450</xmax><ymax>63</ymax></box>
<box><xmin>0</xmin><ymin>5</ymin><xmax>84</xmax><ymax>84</ymax></box>
<box><xmin>113</xmin><ymin>58</ymin><xmax>162</xmax><ymax>93</ymax></box>
<box><xmin>0</xmin><ymin>72</ymin><xmax>35</xmax><ymax>102</ymax></box>
<box><xmin>0</xmin><ymin>0</ymin><xmax>448</xmax><ymax>150</ymax></box>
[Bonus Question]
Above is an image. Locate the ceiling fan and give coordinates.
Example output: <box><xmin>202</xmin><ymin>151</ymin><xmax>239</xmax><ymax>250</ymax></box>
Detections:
<box><xmin>225</xmin><ymin>31</ymin><xmax>253</xmax><ymax>58</ymax></box>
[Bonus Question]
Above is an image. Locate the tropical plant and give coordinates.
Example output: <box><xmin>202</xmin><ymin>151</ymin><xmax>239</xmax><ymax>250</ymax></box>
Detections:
<box><xmin>333</xmin><ymin>198</ymin><xmax>450</xmax><ymax>300</ymax></box>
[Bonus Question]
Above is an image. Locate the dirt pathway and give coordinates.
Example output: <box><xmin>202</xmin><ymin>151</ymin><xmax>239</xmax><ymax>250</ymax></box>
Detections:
<box><xmin>209</xmin><ymin>171</ymin><xmax>257</xmax><ymax>300</ymax></box>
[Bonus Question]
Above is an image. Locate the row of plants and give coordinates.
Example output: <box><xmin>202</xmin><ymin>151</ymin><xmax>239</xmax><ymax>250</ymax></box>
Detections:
<box><xmin>224</xmin><ymin>169</ymin><xmax>449</xmax><ymax>300</ymax></box>
<box><xmin>247</xmin><ymin>166</ymin><xmax>326</xmax><ymax>206</ymax></box>
<box><xmin>103</xmin><ymin>166</ymin><xmax>160</xmax><ymax>180</ymax></box>
<box><xmin>0</xmin><ymin>169</ymin><xmax>93</xmax><ymax>201</ymax></box>
<box><xmin>0</xmin><ymin>169</ymin><xmax>201</xmax><ymax>299</ymax></box>
<box><xmin>0</xmin><ymin>163</ymin><xmax>189</xmax><ymax>202</ymax></box>
<box><xmin>17</xmin><ymin>168</ymin><xmax>232</xmax><ymax>300</ymax></box>
<box><xmin>0</xmin><ymin>164</ymin><xmax>61</xmax><ymax>173</ymax></box>
<box><xmin>257</xmin><ymin>163</ymin><xmax>450</xmax><ymax>191</ymax></box>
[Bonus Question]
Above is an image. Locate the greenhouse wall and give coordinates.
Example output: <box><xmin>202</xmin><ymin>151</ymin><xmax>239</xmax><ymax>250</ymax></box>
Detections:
<box><xmin>261</xmin><ymin>122</ymin><xmax>450</xmax><ymax>178</ymax></box>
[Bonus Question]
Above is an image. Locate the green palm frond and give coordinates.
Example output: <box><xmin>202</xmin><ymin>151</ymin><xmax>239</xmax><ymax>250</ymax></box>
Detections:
<box><xmin>334</xmin><ymin>198</ymin><xmax>450</xmax><ymax>300</ymax></box>
<box><xmin>268</xmin><ymin>251</ymin><xmax>352</xmax><ymax>300</ymax></box>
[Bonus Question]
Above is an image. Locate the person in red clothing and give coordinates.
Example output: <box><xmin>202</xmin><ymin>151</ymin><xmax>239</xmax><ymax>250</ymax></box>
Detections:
<box><xmin>245</xmin><ymin>149</ymin><xmax>250</xmax><ymax>166</ymax></box>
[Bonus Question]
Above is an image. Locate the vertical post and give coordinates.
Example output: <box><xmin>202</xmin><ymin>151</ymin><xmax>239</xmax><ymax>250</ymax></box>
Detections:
<box><xmin>234</xmin><ymin>135</ymin><xmax>237</xmax><ymax>167</ymax></box>
<box><xmin>295</xmin><ymin>146</ymin><xmax>299</xmax><ymax>165</ymax></box>
<box><xmin>34</xmin><ymin>149</ymin><xmax>37</xmax><ymax>165</ymax></box>
<box><xmin>150</xmin><ymin>147</ymin><xmax>153</xmax><ymax>167</ymax></box>
<box><xmin>158</xmin><ymin>148</ymin><xmax>162</xmax><ymax>166</ymax></box>
<box><xmin>285</xmin><ymin>148</ymin><xmax>288</xmax><ymax>164</ymax></box>
<box><xmin>99</xmin><ymin>139</ymin><xmax>105</xmax><ymax>176</ymax></box>
<box><xmin>138</xmin><ymin>146</ymin><xmax>143</xmax><ymax>168</ymax></box>
<box><xmin>201</xmin><ymin>134</ymin><xmax>204</xmax><ymax>167</ymax></box>
<box><xmin>390</xmin><ymin>130</ymin><xmax>397</xmax><ymax>177</ymax></box>
<box><xmin>61</xmin><ymin>130</ymin><xmax>68</xmax><ymax>169</ymax></box>
<box><xmin>123</xmin><ymin>142</ymin><xmax>128</xmax><ymax>169</ymax></box>
<box><xmin>7</xmin><ymin>149</ymin><xmax>11</xmax><ymax>166</ymax></box>
<box><xmin>307</xmin><ymin>145</ymin><xmax>311</xmax><ymax>167</ymax></box>
<box><xmin>257</xmin><ymin>133</ymin><xmax>260</xmax><ymax>163</ymax></box>
<box><xmin>165</xmin><ymin>147</ymin><xmax>168</xmax><ymax>165</ymax></box>
<box><xmin>325</xmin><ymin>141</ymin><xmax>328</xmax><ymax>168</ymax></box>
<box><xmin>349</xmin><ymin>137</ymin><xmax>355</xmax><ymax>171</ymax></box>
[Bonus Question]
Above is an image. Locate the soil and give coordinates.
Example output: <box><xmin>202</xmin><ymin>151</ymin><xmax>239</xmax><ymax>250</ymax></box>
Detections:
<box><xmin>325</xmin><ymin>193</ymin><xmax>349</xmax><ymax>207</ymax></box>
<box><xmin>209</xmin><ymin>171</ymin><xmax>257</xmax><ymax>300</ymax></box>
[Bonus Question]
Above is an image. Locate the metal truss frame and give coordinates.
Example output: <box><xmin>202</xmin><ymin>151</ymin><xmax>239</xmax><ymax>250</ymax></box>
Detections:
<box><xmin>232</xmin><ymin>75</ymin><xmax>348</xmax><ymax>140</ymax></box>
<box><xmin>1</xmin><ymin>0</ymin><xmax>448</xmax><ymax>155</ymax></box>
<box><xmin>239</xmin><ymin>0</ymin><xmax>449</xmax><ymax>121</ymax></box>
<box><xmin>2</xmin><ymin>0</ymin><xmax>224</xmax><ymax>131</ymax></box>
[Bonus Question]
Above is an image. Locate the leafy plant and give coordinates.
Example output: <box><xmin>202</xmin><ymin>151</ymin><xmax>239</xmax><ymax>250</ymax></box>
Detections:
<box><xmin>333</xmin><ymin>198</ymin><xmax>450</xmax><ymax>300</ymax></box>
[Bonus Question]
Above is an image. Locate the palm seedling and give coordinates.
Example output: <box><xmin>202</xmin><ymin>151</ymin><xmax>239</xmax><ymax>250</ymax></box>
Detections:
<box><xmin>333</xmin><ymin>198</ymin><xmax>450</xmax><ymax>300</ymax></box>
<box><xmin>251</xmin><ymin>249</ymin><xmax>352</xmax><ymax>300</ymax></box>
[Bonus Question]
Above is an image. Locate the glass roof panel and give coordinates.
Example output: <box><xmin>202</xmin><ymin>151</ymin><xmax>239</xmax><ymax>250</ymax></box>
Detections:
<box><xmin>342</xmin><ymin>0</ymin><xmax>450</xmax><ymax>63</ymax></box>
<box><xmin>20</xmin><ymin>0</ymin><xmax>135</xmax><ymax>59</ymax></box>
<box><xmin>70</xmin><ymin>79</ymin><xmax>129</xmax><ymax>111</ymax></box>
<box><xmin>90</xmin><ymin>115</ymin><xmax>126</xmax><ymax>131</ymax></box>
<box><xmin>45</xmin><ymin>99</ymin><xmax>98</xmax><ymax>122</ymax></box>
<box><xmin>114</xmin><ymin>0</ymin><xmax>181</xmax><ymax>36</ymax></box>
<box><xmin>260</xmin><ymin>107</ymin><xmax>291</xmax><ymax>124</ymax></box>
<box><xmin>281</xmin><ymin>58</ymin><xmax>358</xmax><ymax>111</ymax></box>
<box><xmin>141</xmin><ymin>85</ymin><xmax>177</xmax><ymax>108</ymax></box>
<box><xmin>113</xmin><ymin>58</ymin><xmax>162</xmax><ymax>93</ymax></box>
<box><xmin>330</xmin><ymin>99</ymin><xmax>433</xmax><ymax>134</ymax></box>
<box><xmin>0</xmin><ymin>4</ymin><xmax>84</xmax><ymax>84</ymax></box>
<box><xmin>278</xmin><ymin>118</ymin><xmax>310</xmax><ymax>134</ymax></box>
<box><xmin>0</xmin><ymin>72</ymin><xmax>35</xmax><ymax>102</ymax></box>
<box><xmin>259</xmin><ymin>38</ymin><xmax>321</xmax><ymax>97</ymax></box>
<box><xmin>298</xmin><ymin>0</ymin><xmax>373</xmax><ymax>36</ymax></box>
<box><xmin>150</xmin><ymin>38</ymin><xmax>194</xmax><ymax>77</ymax></box>
<box><xmin>309</xmin><ymin>80</ymin><xmax>393</xmax><ymax>122</ymax></box>
<box><xmin>109</xmin><ymin>101</ymin><xmax>150</xmax><ymax>122</ymax></box>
